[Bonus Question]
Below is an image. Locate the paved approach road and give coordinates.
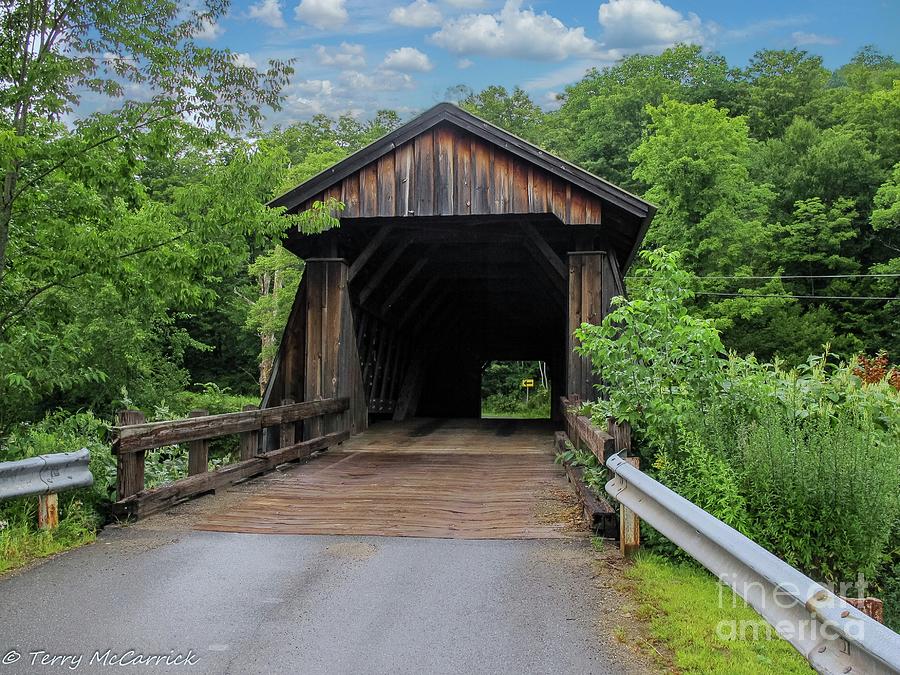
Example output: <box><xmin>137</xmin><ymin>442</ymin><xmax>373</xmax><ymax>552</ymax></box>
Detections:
<box><xmin>0</xmin><ymin>528</ymin><xmax>649</xmax><ymax>675</ymax></box>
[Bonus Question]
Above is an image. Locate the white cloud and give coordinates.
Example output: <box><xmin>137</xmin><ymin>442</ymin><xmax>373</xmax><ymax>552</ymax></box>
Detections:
<box><xmin>523</xmin><ymin>60</ymin><xmax>599</xmax><ymax>91</ymax></box>
<box><xmin>457</xmin><ymin>58</ymin><xmax>474</xmax><ymax>69</ymax></box>
<box><xmin>383</xmin><ymin>47</ymin><xmax>434</xmax><ymax>72</ymax></box>
<box><xmin>722</xmin><ymin>17</ymin><xmax>808</xmax><ymax>41</ymax></box>
<box><xmin>290</xmin><ymin>78</ymin><xmax>336</xmax><ymax>97</ymax></box>
<box><xmin>430</xmin><ymin>0</ymin><xmax>597</xmax><ymax>61</ymax></box>
<box><xmin>341</xmin><ymin>70</ymin><xmax>415</xmax><ymax>91</ymax></box>
<box><xmin>294</xmin><ymin>0</ymin><xmax>348</xmax><ymax>29</ymax></box>
<box><xmin>541</xmin><ymin>91</ymin><xmax>563</xmax><ymax>110</ymax></box>
<box><xmin>232</xmin><ymin>52</ymin><xmax>259</xmax><ymax>68</ymax></box>
<box><xmin>194</xmin><ymin>18</ymin><xmax>225</xmax><ymax>40</ymax></box>
<box><xmin>597</xmin><ymin>0</ymin><xmax>707</xmax><ymax>55</ymax></box>
<box><xmin>791</xmin><ymin>31</ymin><xmax>840</xmax><ymax>46</ymax></box>
<box><xmin>249</xmin><ymin>0</ymin><xmax>287</xmax><ymax>28</ymax></box>
<box><xmin>316</xmin><ymin>42</ymin><xmax>366</xmax><ymax>67</ymax></box>
<box><xmin>444</xmin><ymin>0</ymin><xmax>486</xmax><ymax>7</ymax></box>
<box><xmin>390</xmin><ymin>0</ymin><xmax>442</xmax><ymax>27</ymax></box>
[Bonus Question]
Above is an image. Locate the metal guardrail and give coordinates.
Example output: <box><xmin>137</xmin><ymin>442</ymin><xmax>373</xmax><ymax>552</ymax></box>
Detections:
<box><xmin>605</xmin><ymin>452</ymin><xmax>900</xmax><ymax>675</ymax></box>
<box><xmin>0</xmin><ymin>449</ymin><xmax>93</xmax><ymax>500</ymax></box>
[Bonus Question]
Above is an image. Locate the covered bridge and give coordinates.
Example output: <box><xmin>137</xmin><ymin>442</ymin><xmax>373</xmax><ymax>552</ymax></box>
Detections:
<box><xmin>261</xmin><ymin>102</ymin><xmax>655</xmax><ymax>435</ymax></box>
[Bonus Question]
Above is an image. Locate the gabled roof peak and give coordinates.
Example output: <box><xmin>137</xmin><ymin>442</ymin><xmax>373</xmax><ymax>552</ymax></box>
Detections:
<box><xmin>269</xmin><ymin>102</ymin><xmax>653</xmax><ymax>221</ymax></box>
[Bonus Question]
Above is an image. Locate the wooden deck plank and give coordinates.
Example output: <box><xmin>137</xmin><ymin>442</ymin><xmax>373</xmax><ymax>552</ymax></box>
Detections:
<box><xmin>194</xmin><ymin>419</ymin><xmax>580</xmax><ymax>540</ymax></box>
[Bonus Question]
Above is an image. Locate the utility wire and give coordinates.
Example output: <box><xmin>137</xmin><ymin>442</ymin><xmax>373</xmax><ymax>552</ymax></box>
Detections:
<box><xmin>699</xmin><ymin>273</ymin><xmax>900</xmax><ymax>280</ymax></box>
<box><xmin>625</xmin><ymin>272</ymin><xmax>900</xmax><ymax>281</ymax></box>
<box><xmin>694</xmin><ymin>292</ymin><xmax>898</xmax><ymax>301</ymax></box>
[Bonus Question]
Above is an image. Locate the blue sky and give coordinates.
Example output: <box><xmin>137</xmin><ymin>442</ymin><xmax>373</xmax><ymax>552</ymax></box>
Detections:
<box><xmin>195</xmin><ymin>0</ymin><xmax>899</xmax><ymax>124</ymax></box>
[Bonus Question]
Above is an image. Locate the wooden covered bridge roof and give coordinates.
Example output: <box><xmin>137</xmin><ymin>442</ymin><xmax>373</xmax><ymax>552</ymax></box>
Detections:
<box><xmin>270</xmin><ymin>102</ymin><xmax>655</xmax><ymax>270</ymax></box>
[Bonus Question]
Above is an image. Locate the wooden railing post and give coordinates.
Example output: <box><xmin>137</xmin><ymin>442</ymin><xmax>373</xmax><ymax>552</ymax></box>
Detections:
<box><xmin>187</xmin><ymin>409</ymin><xmax>209</xmax><ymax>476</ymax></box>
<box><xmin>608</xmin><ymin>418</ymin><xmax>632</xmax><ymax>453</ymax></box>
<box><xmin>239</xmin><ymin>404</ymin><xmax>259</xmax><ymax>460</ymax></box>
<box><xmin>620</xmin><ymin>456</ymin><xmax>641</xmax><ymax>557</ymax></box>
<box><xmin>116</xmin><ymin>409</ymin><xmax>146</xmax><ymax>501</ymax></box>
<box><xmin>279</xmin><ymin>399</ymin><xmax>295</xmax><ymax>448</ymax></box>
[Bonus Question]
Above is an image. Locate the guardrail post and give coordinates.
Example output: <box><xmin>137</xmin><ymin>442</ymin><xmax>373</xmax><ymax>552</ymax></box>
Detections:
<box><xmin>279</xmin><ymin>399</ymin><xmax>295</xmax><ymax>448</ymax></box>
<box><xmin>239</xmin><ymin>404</ymin><xmax>259</xmax><ymax>460</ymax></box>
<box><xmin>116</xmin><ymin>409</ymin><xmax>146</xmax><ymax>500</ymax></box>
<box><xmin>620</xmin><ymin>456</ymin><xmax>640</xmax><ymax>557</ymax></box>
<box><xmin>187</xmin><ymin>409</ymin><xmax>209</xmax><ymax>476</ymax></box>
<box><xmin>37</xmin><ymin>493</ymin><xmax>58</xmax><ymax>529</ymax></box>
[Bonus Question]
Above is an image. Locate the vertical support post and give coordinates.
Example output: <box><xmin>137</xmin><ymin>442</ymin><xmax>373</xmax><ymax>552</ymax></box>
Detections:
<box><xmin>280</xmin><ymin>398</ymin><xmax>295</xmax><ymax>448</ymax></box>
<box><xmin>239</xmin><ymin>404</ymin><xmax>259</xmax><ymax>460</ymax></box>
<box><xmin>116</xmin><ymin>409</ymin><xmax>146</xmax><ymax>501</ymax></box>
<box><xmin>567</xmin><ymin>252</ymin><xmax>604</xmax><ymax>402</ymax></box>
<box><xmin>37</xmin><ymin>493</ymin><xmax>59</xmax><ymax>530</ymax></box>
<box><xmin>187</xmin><ymin>409</ymin><xmax>209</xmax><ymax>476</ymax></box>
<box><xmin>303</xmin><ymin>259</ymin><xmax>367</xmax><ymax>439</ymax></box>
<box><xmin>620</xmin><ymin>456</ymin><xmax>641</xmax><ymax>557</ymax></box>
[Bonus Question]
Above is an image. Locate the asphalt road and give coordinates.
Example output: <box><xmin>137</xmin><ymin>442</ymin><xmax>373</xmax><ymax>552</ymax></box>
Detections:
<box><xmin>0</xmin><ymin>526</ymin><xmax>650</xmax><ymax>675</ymax></box>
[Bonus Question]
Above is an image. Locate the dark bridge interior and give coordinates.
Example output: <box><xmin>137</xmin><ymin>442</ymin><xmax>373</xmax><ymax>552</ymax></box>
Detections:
<box><xmin>278</xmin><ymin>215</ymin><xmax>623</xmax><ymax>420</ymax></box>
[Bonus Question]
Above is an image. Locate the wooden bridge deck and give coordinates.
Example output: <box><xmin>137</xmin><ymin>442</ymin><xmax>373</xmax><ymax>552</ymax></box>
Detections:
<box><xmin>195</xmin><ymin>418</ymin><xmax>581</xmax><ymax>540</ymax></box>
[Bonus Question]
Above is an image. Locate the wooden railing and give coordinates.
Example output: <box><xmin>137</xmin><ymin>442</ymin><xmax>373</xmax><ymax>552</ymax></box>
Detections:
<box><xmin>109</xmin><ymin>397</ymin><xmax>350</xmax><ymax>519</ymax></box>
<box><xmin>558</xmin><ymin>396</ymin><xmax>639</xmax><ymax>555</ymax></box>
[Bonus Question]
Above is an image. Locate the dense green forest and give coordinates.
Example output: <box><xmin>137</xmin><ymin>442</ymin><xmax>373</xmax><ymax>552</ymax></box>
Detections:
<box><xmin>1</xmin><ymin>1</ymin><xmax>898</xmax><ymax>592</ymax></box>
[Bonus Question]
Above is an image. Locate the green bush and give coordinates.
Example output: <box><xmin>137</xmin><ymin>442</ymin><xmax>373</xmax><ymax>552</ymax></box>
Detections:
<box><xmin>482</xmin><ymin>386</ymin><xmax>550</xmax><ymax>418</ymax></box>
<box><xmin>0</xmin><ymin>412</ymin><xmax>113</xmax><ymax>573</ymax></box>
<box><xmin>127</xmin><ymin>382</ymin><xmax>259</xmax><ymax>474</ymax></box>
<box><xmin>576</xmin><ymin>248</ymin><xmax>900</xmax><ymax>627</ymax></box>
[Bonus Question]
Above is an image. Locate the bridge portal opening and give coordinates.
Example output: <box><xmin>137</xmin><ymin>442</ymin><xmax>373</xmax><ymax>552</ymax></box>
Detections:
<box><xmin>481</xmin><ymin>361</ymin><xmax>550</xmax><ymax>419</ymax></box>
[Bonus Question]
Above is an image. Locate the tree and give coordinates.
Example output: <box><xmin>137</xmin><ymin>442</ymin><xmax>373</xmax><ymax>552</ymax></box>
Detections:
<box><xmin>246</xmin><ymin>245</ymin><xmax>304</xmax><ymax>395</ymax></box>
<box><xmin>833</xmin><ymin>46</ymin><xmax>900</xmax><ymax>93</ymax></box>
<box><xmin>742</xmin><ymin>49</ymin><xmax>829</xmax><ymax>138</ymax></box>
<box><xmin>552</xmin><ymin>45</ymin><xmax>740</xmax><ymax>189</ymax></box>
<box><xmin>460</xmin><ymin>85</ymin><xmax>546</xmax><ymax>144</ymax></box>
<box><xmin>0</xmin><ymin>0</ymin><xmax>293</xmax><ymax>277</ymax></box>
<box><xmin>776</xmin><ymin>198</ymin><xmax>859</xmax><ymax>280</ymax></box>
<box><xmin>631</xmin><ymin>97</ymin><xmax>773</xmax><ymax>276</ymax></box>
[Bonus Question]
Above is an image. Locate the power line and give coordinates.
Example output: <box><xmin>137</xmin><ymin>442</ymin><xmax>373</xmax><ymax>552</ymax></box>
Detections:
<box><xmin>625</xmin><ymin>273</ymin><xmax>900</xmax><ymax>281</ymax></box>
<box><xmin>700</xmin><ymin>273</ymin><xmax>900</xmax><ymax>280</ymax></box>
<box><xmin>694</xmin><ymin>292</ymin><xmax>898</xmax><ymax>301</ymax></box>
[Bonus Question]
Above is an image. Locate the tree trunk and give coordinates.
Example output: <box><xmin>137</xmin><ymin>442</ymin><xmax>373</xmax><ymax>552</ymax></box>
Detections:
<box><xmin>0</xmin><ymin>170</ymin><xmax>14</xmax><ymax>279</ymax></box>
<box><xmin>257</xmin><ymin>269</ymin><xmax>284</xmax><ymax>396</ymax></box>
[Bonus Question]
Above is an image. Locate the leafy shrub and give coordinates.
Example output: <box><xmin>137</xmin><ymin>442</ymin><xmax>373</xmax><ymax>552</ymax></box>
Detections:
<box><xmin>0</xmin><ymin>412</ymin><xmax>114</xmax><ymax>572</ymax></box>
<box><xmin>555</xmin><ymin>440</ymin><xmax>606</xmax><ymax>493</ymax></box>
<box><xmin>653</xmin><ymin>426</ymin><xmax>750</xmax><ymax>534</ymax></box>
<box><xmin>576</xmin><ymin>248</ymin><xmax>900</xmax><ymax>614</ymax></box>
<box><xmin>482</xmin><ymin>386</ymin><xmax>550</xmax><ymax>418</ymax></box>
<box><xmin>575</xmin><ymin>248</ymin><xmax>725</xmax><ymax>458</ymax></box>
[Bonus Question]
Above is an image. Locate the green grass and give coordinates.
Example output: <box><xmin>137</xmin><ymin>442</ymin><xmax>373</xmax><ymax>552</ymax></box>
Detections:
<box><xmin>0</xmin><ymin>497</ymin><xmax>97</xmax><ymax>575</ymax></box>
<box><xmin>623</xmin><ymin>551</ymin><xmax>812</xmax><ymax>674</ymax></box>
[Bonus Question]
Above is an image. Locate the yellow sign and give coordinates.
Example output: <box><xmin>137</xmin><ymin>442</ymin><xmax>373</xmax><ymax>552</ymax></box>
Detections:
<box><xmin>521</xmin><ymin>379</ymin><xmax>534</xmax><ymax>388</ymax></box>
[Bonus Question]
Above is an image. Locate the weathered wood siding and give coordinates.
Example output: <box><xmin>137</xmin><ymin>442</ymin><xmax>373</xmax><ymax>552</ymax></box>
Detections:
<box><xmin>297</xmin><ymin>124</ymin><xmax>603</xmax><ymax>225</ymax></box>
<box><xmin>265</xmin><ymin>259</ymin><xmax>367</xmax><ymax>438</ymax></box>
<box><xmin>566</xmin><ymin>251</ymin><xmax>624</xmax><ymax>402</ymax></box>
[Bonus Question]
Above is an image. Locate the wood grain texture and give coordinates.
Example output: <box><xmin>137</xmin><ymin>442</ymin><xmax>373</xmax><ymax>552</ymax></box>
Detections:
<box><xmin>195</xmin><ymin>418</ymin><xmax>582</xmax><ymax>540</ymax></box>
<box><xmin>110</xmin><ymin>399</ymin><xmax>349</xmax><ymax>454</ymax></box>
<box><xmin>298</xmin><ymin>125</ymin><xmax>602</xmax><ymax>224</ymax></box>
<box><xmin>115</xmin><ymin>409</ymin><xmax>146</xmax><ymax>499</ymax></box>
<box><xmin>113</xmin><ymin>431</ymin><xmax>349</xmax><ymax>520</ymax></box>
